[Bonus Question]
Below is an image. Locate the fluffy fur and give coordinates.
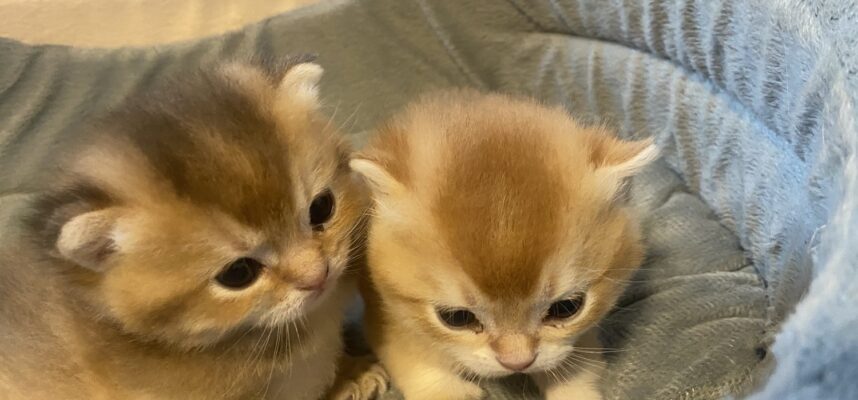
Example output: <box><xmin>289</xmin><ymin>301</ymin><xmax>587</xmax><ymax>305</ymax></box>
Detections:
<box><xmin>350</xmin><ymin>90</ymin><xmax>657</xmax><ymax>400</ymax></box>
<box><xmin>3</xmin><ymin>0</ymin><xmax>857</xmax><ymax>398</ymax></box>
<box><xmin>0</xmin><ymin>57</ymin><xmax>366</xmax><ymax>399</ymax></box>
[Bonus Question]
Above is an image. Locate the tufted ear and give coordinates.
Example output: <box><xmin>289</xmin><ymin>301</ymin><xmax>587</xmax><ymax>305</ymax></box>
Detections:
<box><xmin>56</xmin><ymin>208</ymin><xmax>121</xmax><ymax>272</ymax></box>
<box><xmin>590</xmin><ymin>135</ymin><xmax>658</xmax><ymax>175</ymax></box>
<box><xmin>587</xmin><ymin>134</ymin><xmax>659</xmax><ymax>203</ymax></box>
<box><xmin>349</xmin><ymin>154</ymin><xmax>405</xmax><ymax>197</ymax></box>
<box><xmin>276</xmin><ymin>62</ymin><xmax>324</xmax><ymax>112</ymax></box>
<box><xmin>350</xmin><ymin>152</ymin><xmax>420</xmax><ymax>226</ymax></box>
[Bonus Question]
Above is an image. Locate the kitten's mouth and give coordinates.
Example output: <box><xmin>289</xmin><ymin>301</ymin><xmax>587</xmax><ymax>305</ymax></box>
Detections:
<box><xmin>456</xmin><ymin>364</ymin><xmax>513</xmax><ymax>380</ymax></box>
<box><xmin>302</xmin><ymin>263</ymin><xmax>341</xmax><ymax>301</ymax></box>
<box><xmin>305</xmin><ymin>281</ymin><xmax>328</xmax><ymax>298</ymax></box>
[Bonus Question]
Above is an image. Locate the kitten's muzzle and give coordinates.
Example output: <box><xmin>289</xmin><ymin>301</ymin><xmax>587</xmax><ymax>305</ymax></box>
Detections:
<box><xmin>296</xmin><ymin>263</ymin><xmax>329</xmax><ymax>292</ymax></box>
<box><xmin>491</xmin><ymin>334</ymin><xmax>538</xmax><ymax>372</ymax></box>
<box><xmin>496</xmin><ymin>353</ymin><xmax>537</xmax><ymax>372</ymax></box>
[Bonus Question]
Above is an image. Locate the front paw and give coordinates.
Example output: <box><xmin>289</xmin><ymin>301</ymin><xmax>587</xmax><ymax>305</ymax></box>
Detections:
<box><xmin>534</xmin><ymin>368</ymin><xmax>603</xmax><ymax>400</ymax></box>
<box><xmin>327</xmin><ymin>356</ymin><xmax>389</xmax><ymax>400</ymax></box>
<box><xmin>458</xmin><ymin>382</ymin><xmax>486</xmax><ymax>400</ymax></box>
<box><xmin>397</xmin><ymin>377</ymin><xmax>485</xmax><ymax>400</ymax></box>
<box><xmin>544</xmin><ymin>383</ymin><xmax>601</xmax><ymax>400</ymax></box>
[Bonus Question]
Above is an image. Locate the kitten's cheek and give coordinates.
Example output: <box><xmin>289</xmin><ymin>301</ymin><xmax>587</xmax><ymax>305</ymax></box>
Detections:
<box><xmin>329</xmin><ymin>257</ymin><xmax>349</xmax><ymax>280</ymax></box>
<box><xmin>537</xmin><ymin>346</ymin><xmax>573</xmax><ymax>371</ymax></box>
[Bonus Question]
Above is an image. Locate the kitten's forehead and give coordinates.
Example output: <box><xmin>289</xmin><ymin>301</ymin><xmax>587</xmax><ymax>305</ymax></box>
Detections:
<box><xmin>430</xmin><ymin>110</ymin><xmax>570</xmax><ymax>300</ymax></box>
<box><xmin>368</xmin><ymin>90</ymin><xmax>618</xmax><ymax>304</ymax></box>
<box><xmin>88</xmin><ymin>62</ymin><xmax>342</xmax><ymax>237</ymax></box>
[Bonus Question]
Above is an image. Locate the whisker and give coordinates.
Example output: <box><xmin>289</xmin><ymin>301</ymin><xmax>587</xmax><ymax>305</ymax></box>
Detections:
<box><xmin>547</xmin><ymin>367</ymin><xmax>561</xmax><ymax>385</ymax></box>
<box><xmin>553</xmin><ymin>355</ymin><xmax>605</xmax><ymax>384</ymax></box>
<box><xmin>337</xmin><ymin>102</ymin><xmax>364</xmax><ymax>134</ymax></box>
<box><xmin>573</xmin><ymin>344</ymin><xmax>627</xmax><ymax>352</ymax></box>
<box><xmin>563</xmin><ymin>354</ymin><xmax>605</xmax><ymax>377</ymax></box>
<box><xmin>572</xmin><ymin>348</ymin><xmax>627</xmax><ymax>355</ymax></box>
<box><xmin>261</xmin><ymin>324</ymin><xmax>282</xmax><ymax>398</ymax></box>
<box><xmin>220</xmin><ymin>325</ymin><xmax>254</xmax><ymax>359</ymax></box>
<box><xmin>323</xmin><ymin>101</ymin><xmax>342</xmax><ymax>133</ymax></box>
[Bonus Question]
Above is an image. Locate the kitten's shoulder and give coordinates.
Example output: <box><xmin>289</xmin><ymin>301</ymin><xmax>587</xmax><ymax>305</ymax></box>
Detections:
<box><xmin>0</xmin><ymin>217</ymin><xmax>85</xmax><ymax>399</ymax></box>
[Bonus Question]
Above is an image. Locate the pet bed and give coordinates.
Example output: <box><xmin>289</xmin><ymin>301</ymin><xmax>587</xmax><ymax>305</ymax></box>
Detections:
<box><xmin>1</xmin><ymin>0</ymin><xmax>855</xmax><ymax>399</ymax></box>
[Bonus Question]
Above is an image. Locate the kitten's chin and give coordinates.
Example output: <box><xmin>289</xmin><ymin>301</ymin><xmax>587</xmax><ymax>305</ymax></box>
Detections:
<box><xmin>455</xmin><ymin>359</ymin><xmax>520</xmax><ymax>379</ymax></box>
<box><xmin>300</xmin><ymin>266</ymin><xmax>343</xmax><ymax>307</ymax></box>
<box><xmin>479</xmin><ymin>369</ymin><xmax>519</xmax><ymax>379</ymax></box>
<box><xmin>299</xmin><ymin>284</ymin><xmax>333</xmax><ymax>310</ymax></box>
<box><xmin>456</xmin><ymin>348</ymin><xmax>573</xmax><ymax>379</ymax></box>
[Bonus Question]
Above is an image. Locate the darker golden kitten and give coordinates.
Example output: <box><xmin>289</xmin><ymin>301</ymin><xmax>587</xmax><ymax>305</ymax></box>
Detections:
<box><xmin>0</xmin><ymin>57</ymin><xmax>365</xmax><ymax>399</ymax></box>
<box><xmin>350</xmin><ymin>90</ymin><xmax>658</xmax><ymax>400</ymax></box>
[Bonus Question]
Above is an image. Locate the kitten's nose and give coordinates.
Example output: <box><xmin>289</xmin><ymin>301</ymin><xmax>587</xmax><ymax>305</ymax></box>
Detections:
<box><xmin>297</xmin><ymin>263</ymin><xmax>329</xmax><ymax>291</ymax></box>
<box><xmin>496</xmin><ymin>353</ymin><xmax>537</xmax><ymax>372</ymax></box>
<box><xmin>491</xmin><ymin>333</ymin><xmax>538</xmax><ymax>372</ymax></box>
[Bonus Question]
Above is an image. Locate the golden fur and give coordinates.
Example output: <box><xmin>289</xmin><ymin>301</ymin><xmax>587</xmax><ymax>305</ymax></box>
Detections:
<box><xmin>350</xmin><ymin>90</ymin><xmax>658</xmax><ymax>400</ymax></box>
<box><xmin>0</xmin><ymin>58</ymin><xmax>365</xmax><ymax>399</ymax></box>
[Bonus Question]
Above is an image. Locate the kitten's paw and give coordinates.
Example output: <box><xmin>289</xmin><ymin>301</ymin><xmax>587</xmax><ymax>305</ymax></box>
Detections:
<box><xmin>328</xmin><ymin>356</ymin><xmax>389</xmax><ymax>400</ymax></box>
<box><xmin>460</xmin><ymin>382</ymin><xmax>486</xmax><ymax>400</ymax></box>
<box><xmin>534</xmin><ymin>366</ymin><xmax>603</xmax><ymax>400</ymax></box>
<box><xmin>398</xmin><ymin>378</ymin><xmax>484</xmax><ymax>400</ymax></box>
<box><xmin>334</xmin><ymin>363</ymin><xmax>389</xmax><ymax>400</ymax></box>
<box><xmin>543</xmin><ymin>384</ymin><xmax>601</xmax><ymax>400</ymax></box>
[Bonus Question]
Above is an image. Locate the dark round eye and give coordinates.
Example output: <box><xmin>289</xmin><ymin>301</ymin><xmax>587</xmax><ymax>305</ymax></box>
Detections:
<box><xmin>215</xmin><ymin>258</ymin><xmax>263</xmax><ymax>289</ymax></box>
<box><xmin>437</xmin><ymin>308</ymin><xmax>480</xmax><ymax>330</ymax></box>
<box><xmin>309</xmin><ymin>189</ymin><xmax>335</xmax><ymax>229</ymax></box>
<box><xmin>545</xmin><ymin>296</ymin><xmax>584</xmax><ymax>321</ymax></box>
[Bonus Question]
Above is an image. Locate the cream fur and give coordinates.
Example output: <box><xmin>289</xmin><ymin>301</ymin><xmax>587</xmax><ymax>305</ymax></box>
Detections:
<box><xmin>0</xmin><ymin>59</ymin><xmax>363</xmax><ymax>400</ymax></box>
<box><xmin>352</xmin><ymin>90</ymin><xmax>657</xmax><ymax>399</ymax></box>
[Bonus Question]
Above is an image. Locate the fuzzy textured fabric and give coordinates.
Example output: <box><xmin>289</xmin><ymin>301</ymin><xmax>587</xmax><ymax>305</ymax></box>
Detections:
<box><xmin>745</xmin><ymin>2</ymin><xmax>858</xmax><ymax>397</ymax></box>
<box><xmin>0</xmin><ymin>0</ymin><xmax>855</xmax><ymax>399</ymax></box>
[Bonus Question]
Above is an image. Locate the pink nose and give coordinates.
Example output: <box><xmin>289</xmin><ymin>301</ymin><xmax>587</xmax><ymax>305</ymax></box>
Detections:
<box><xmin>297</xmin><ymin>264</ymin><xmax>329</xmax><ymax>291</ymax></box>
<box><xmin>496</xmin><ymin>354</ymin><xmax>536</xmax><ymax>372</ymax></box>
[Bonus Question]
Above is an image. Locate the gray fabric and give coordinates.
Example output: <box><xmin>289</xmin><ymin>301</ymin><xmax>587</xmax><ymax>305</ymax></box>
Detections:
<box><xmin>1</xmin><ymin>0</ymin><xmax>856</xmax><ymax>399</ymax></box>
<box><xmin>742</xmin><ymin>2</ymin><xmax>858</xmax><ymax>398</ymax></box>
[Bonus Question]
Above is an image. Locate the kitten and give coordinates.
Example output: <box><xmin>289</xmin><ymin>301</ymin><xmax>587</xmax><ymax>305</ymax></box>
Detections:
<box><xmin>0</xmin><ymin>57</ymin><xmax>366</xmax><ymax>399</ymax></box>
<box><xmin>349</xmin><ymin>90</ymin><xmax>658</xmax><ymax>400</ymax></box>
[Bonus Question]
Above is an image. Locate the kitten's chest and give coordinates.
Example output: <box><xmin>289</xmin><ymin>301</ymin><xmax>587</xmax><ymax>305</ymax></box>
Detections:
<box><xmin>259</xmin><ymin>339</ymin><xmax>341</xmax><ymax>400</ymax></box>
<box><xmin>91</xmin><ymin>331</ymin><xmax>338</xmax><ymax>400</ymax></box>
<box><xmin>89</xmin><ymin>292</ymin><xmax>348</xmax><ymax>399</ymax></box>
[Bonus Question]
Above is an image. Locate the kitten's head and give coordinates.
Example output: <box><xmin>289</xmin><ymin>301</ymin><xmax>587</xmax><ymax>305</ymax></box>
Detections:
<box><xmin>353</xmin><ymin>90</ymin><xmax>657</xmax><ymax>377</ymax></box>
<box><xmin>29</xmin><ymin>58</ymin><xmax>365</xmax><ymax>349</ymax></box>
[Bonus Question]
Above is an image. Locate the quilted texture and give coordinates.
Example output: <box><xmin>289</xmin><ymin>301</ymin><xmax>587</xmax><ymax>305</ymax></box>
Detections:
<box><xmin>1</xmin><ymin>0</ymin><xmax>856</xmax><ymax>399</ymax></box>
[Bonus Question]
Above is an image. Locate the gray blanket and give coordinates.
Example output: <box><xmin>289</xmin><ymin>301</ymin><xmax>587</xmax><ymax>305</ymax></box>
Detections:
<box><xmin>2</xmin><ymin>0</ymin><xmax>856</xmax><ymax>399</ymax></box>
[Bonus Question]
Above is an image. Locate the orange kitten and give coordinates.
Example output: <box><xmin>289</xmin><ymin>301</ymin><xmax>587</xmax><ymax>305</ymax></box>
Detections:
<box><xmin>0</xmin><ymin>58</ymin><xmax>365</xmax><ymax>399</ymax></box>
<box><xmin>350</xmin><ymin>90</ymin><xmax>658</xmax><ymax>400</ymax></box>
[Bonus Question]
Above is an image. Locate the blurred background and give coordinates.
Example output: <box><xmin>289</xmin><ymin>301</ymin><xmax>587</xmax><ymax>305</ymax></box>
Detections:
<box><xmin>0</xmin><ymin>0</ymin><xmax>320</xmax><ymax>47</ymax></box>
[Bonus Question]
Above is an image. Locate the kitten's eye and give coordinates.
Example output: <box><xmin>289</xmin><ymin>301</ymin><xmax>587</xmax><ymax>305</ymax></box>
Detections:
<box><xmin>545</xmin><ymin>296</ymin><xmax>584</xmax><ymax>321</ymax></box>
<box><xmin>215</xmin><ymin>258</ymin><xmax>263</xmax><ymax>289</ymax></box>
<box><xmin>309</xmin><ymin>189</ymin><xmax>335</xmax><ymax>229</ymax></box>
<box><xmin>436</xmin><ymin>308</ymin><xmax>480</xmax><ymax>330</ymax></box>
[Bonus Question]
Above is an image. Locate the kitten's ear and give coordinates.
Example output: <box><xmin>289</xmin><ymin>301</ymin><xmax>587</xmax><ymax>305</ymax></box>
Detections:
<box><xmin>56</xmin><ymin>208</ymin><xmax>121</xmax><ymax>272</ymax></box>
<box><xmin>276</xmin><ymin>62</ymin><xmax>324</xmax><ymax>111</ymax></box>
<box><xmin>349</xmin><ymin>153</ymin><xmax>405</xmax><ymax>197</ymax></box>
<box><xmin>587</xmin><ymin>133</ymin><xmax>659</xmax><ymax>202</ymax></box>
<box><xmin>589</xmin><ymin>135</ymin><xmax>659</xmax><ymax>177</ymax></box>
